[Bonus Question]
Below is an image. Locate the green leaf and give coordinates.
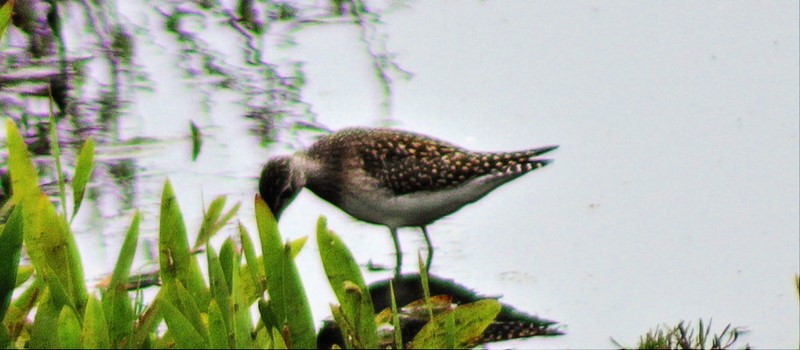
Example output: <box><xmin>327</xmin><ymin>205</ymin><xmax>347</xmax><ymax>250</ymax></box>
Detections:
<box><xmin>23</xmin><ymin>193</ymin><xmax>87</xmax><ymax>312</ymax></box>
<box><xmin>219</xmin><ymin>238</ymin><xmax>235</xmax><ymax>290</ymax></box>
<box><xmin>7</xmin><ymin>119</ymin><xmax>87</xmax><ymax>313</ymax></box>
<box><xmin>81</xmin><ymin>295</ymin><xmax>111</xmax><ymax>349</ymax></box>
<box><xmin>329</xmin><ymin>304</ymin><xmax>355</xmax><ymax>349</ymax></box>
<box><xmin>389</xmin><ymin>281</ymin><xmax>403</xmax><ymax>349</ymax></box>
<box><xmin>257</xmin><ymin>299</ymin><xmax>280</xmax><ymax>338</ymax></box>
<box><xmin>129</xmin><ymin>294</ymin><xmax>163</xmax><ymax>349</ymax></box>
<box><xmin>163</xmin><ymin>279</ymin><xmax>208</xmax><ymax>343</ymax></box>
<box><xmin>58</xmin><ymin>305</ymin><xmax>81</xmax><ymax>349</ymax></box>
<box><xmin>0</xmin><ymin>0</ymin><xmax>15</xmax><ymax>42</ymax></box>
<box><xmin>5</xmin><ymin>277</ymin><xmax>43</xmax><ymax>335</ymax></box>
<box><xmin>0</xmin><ymin>323</ymin><xmax>7</xmax><ymax>348</ymax></box>
<box><xmin>71</xmin><ymin>137</ymin><xmax>95</xmax><ymax>222</ymax></box>
<box><xmin>49</xmin><ymin>101</ymin><xmax>67</xmax><ymax>216</ymax></box>
<box><xmin>194</xmin><ymin>196</ymin><xmax>224</xmax><ymax>250</ymax></box>
<box><xmin>419</xmin><ymin>252</ymin><xmax>434</xmax><ymax>322</ymax></box>
<box><xmin>102</xmin><ymin>211</ymin><xmax>139</xmax><ymax>346</ymax></box>
<box><xmin>208</xmin><ymin>300</ymin><xmax>229</xmax><ymax>349</ymax></box>
<box><xmin>30</xmin><ymin>288</ymin><xmax>62</xmax><ymax>348</ymax></box>
<box><xmin>316</xmin><ymin>216</ymin><xmax>377</xmax><ymax>348</ymax></box>
<box><xmin>160</xmin><ymin>296</ymin><xmax>209</xmax><ymax>349</ymax></box>
<box><xmin>288</xmin><ymin>235</ymin><xmax>307</xmax><ymax>259</ymax></box>
<box><xmin>409</xmin><ymin>299</ymin><xmax>502</xmax><ymax>349</ymax></box>
<box><xmin>6</xmin><ymin>119</ymin><xmax>41</xmax><ymax>203</ymax></box>
<box><xmin>190</xmin><ymin>120</ymin><xmax>202</xmax><ymax>161</ymax></box>
<box><xmin>239</xmin><ymin>223</ymin><xmax>263</xmax><ymax>298</ymax></box>
<box><xmin>158</xmin><ymin>180</ymin><xmax>209</xmax><ymax>311</ymax></box>
<box><xmin>270</xmin><ymin>327</ymin><xmax>288</xmax><ymax>349</ymax></box>
<box><xmin>255</xmin><ymin>194</ymin><xmax>315</xmax><ymax>349</ymax></box>
<box><xmin>15</xmin><ymin>265</ymin><xmax>34</xmax><ymax>288</ymax></box>
<box><xmin>0</xmin><ymin>205</ymin><xmax>24</xmax><ymax>322</ymax></box>
<box><xmin>229</xmin><ymin>246</ymin><xmax>253</xmax><ymax>349</ymax></box>
<box><xmin>206</xmin><ymin>244</ymin><xmax>233</xmax><ymax>347</ymax></box>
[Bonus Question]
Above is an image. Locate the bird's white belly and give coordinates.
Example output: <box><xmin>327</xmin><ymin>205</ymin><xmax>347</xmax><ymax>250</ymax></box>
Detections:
<box><xmin>338</xmin><ymin>174</ymin><xmax>500</xmax><ymax>228</ymax></box>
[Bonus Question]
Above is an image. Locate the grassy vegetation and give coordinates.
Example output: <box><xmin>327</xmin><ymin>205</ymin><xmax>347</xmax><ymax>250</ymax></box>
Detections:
<box><xmin>0</xmin><ymin>117</ymin><xmax>505</xmax><ymax>348</ymax></box>
<box><xmin>613</xmin><ymin>320</ymin><xmax>749</xmax><ymax>350</ymax></box>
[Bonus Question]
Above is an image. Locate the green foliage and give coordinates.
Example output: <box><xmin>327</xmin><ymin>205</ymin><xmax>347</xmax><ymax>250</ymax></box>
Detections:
<box><xmin>255</xmin><ymin>194</ymin><xmax>315</xmax><ymax>348</ymax></box>
<box><xmin>159</xmin><ymin>180</ymin><xmax>210</xmax><ymax>311</ymax></box>
<box><xmin>101</xmin><ymin>212</ymin><xmax>139</xmax><ymax>346</ymax></box>
<box><xmin>317</xmin><ymin>216</ymin><xmax>377</xmax><ymax>348</ymax></box>
<box><xmin>0</xmin><ymin>0</ymin><xmax>14</xmax><ymax>42</ymax></box>
<box><xmin>71</xmin><ymin>137</ymin><xmax>95</xmax><ymax>223</ymax></box>
<box><xmin>613</xmin><ymin>319</ymin><xmax>748</xmax><ymax>350</ymax></box>
<box><xmin>408</xmin><ymin>299</ymin><xmax>501</xmax><ymax>349</ymax></box>
<box><xmin>190</xmin><ymin>121</ymin><xmax>202</xmax><ymax>161</ymax></box>
<box><xmin>0</xmin><ymin>118</ymin><xmax>558</xmax><ymax>349</ymax></box>
<box><xmin>81</xmin><ymin>295</ymin><xmax>110</xmax><ymax>348</ymax></box>
<box><xmin>7</xmin><ymin>119</ymin><xmax>87</xmax><ymax>315</ymax></box>
<box><xmin>0</xmin><ymin>206</ymin><xmax>24</xmax><ymax>324</ymax></box>
<box><xmin>6</xmin><ymin>119</ymin><xmax>40</xmax><ymax>203</ymax></box>
<box><xmin>194</xmin><ymin>195</ymin><xmax>239</xmax><ymax>251</ymax></box>
<box><xmin>389</xmin><ymin>281</ymin><xmax>403</xmax><ymax>349</ymax></box>
<box><xmin>57</xmin><ymin>306</ymin><xmax>81</xmax><ymax>349</ymax></box>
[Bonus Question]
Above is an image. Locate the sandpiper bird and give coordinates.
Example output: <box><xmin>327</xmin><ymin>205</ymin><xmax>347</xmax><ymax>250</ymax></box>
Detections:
<box><xmin>258</xmin><ymin>128</ymin><xmax>557</xmax><ymax>275</ymax></box>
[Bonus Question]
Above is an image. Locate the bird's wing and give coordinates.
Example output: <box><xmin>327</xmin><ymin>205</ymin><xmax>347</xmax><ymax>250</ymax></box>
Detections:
<box><xmin>353</xmin><ymin>129</ymin><xmax>556</xmax><ymax>195</ymax></box>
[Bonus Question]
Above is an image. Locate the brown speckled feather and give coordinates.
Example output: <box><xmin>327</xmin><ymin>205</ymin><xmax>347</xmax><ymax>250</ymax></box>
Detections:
<box><xmin>307</xmin><ymin>128</ymin><xmax>553</xmax><ymax>195</ymax></box>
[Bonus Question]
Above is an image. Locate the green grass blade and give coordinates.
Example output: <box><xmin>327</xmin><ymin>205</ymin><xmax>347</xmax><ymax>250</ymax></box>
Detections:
<box><xmin>7</xmin><ymin>119</ymin><xmax>87</xmax><ymax>312</ymax></box>
<box><xmin>0</xmin><ymin>205</ymin><xmax>24</xmax><ymax>322</ymax></box>
<box><xmin>270</xmin><ymin>327</ymin><xmax>288</xmax><ymax>349</ymax></box>
<box><xmin>444</xmin><ymin>311</ymin><xmax>456</xmax><ymax>348</ymax></box>
<box><xmin>48</xmin><ymin>95</ymin><xmax>68</xmax><ymax>216</ymax></box>
<box><xmin>0</xmin><ymin>0</ymin><xmax>14</xmax><ymax>42</ymax></box>
<box><xmin>418</xmin><ymin>252</ymin><xmax>434</xmax><ymax>321</ymax></box>
<box><xmin>190</xmin><ymin>120</ymin><xmax>202</xmax><ymax>161</ymax></box>
<box><xmin>219</xmin><ymin>239</ymin><xmax>235</xmax><ymax>290</ymax></box>
<box><xmin>409</xmin><ymin>299</ymin><xmax>501</xmax><ymax>349</ymax></box>
<box><xmin>24</xmin><ymin>193</ymin><xmax>87</xmax><ymax>312</ymax></box>
<box><xmin>329</xmin><ymin>304</ymin><xmax>354</xmax><ymax>349</ymax></box>
<box><xmin>57</xmin><ymin>305</ymin><xmax>81</xmax><ymax>349</ymax></box>
<box><xmin>102</xmin><ymin>211</ymin><xmax>139</xmax><ymax>345</ymax></box>
<box><xmin>257</xmin><ymin>299</ymin><xmax>280</xmax><ymax>337</ymax></box>
<box><xmin>0</xmin><ymin>323</ymin><xmax>7</xmax><ymax>348</ymax></box>
<box><xmin>15</xmin><ymin>265</ymin><xmax>34</xmax><ymax>288</ymax></box>
<box><xmin>70</xmin><ymin>137</ymin><xmax>95</xmax><ymax>223</ymax></box>
<box><xmin>5</xmin><ymin>278</ymin><xmax>43</xmax><ymax>335</ymax></box>
<box><xmin>30</xmin><ymin>288</ymin><xmax>61</xmax><ymax>348</ymax></box>
<box><xmin>389</xmin><ymin>280</ymin><xmax>403</xmax><ymax>349</ymax></box>
<box><xmin>158</xmin><ymin>179</ymin><xmax>209</xmax><ymax>311</ymax></box>
<box><xmin>6</xmin><ymin>119</ymin><xmax>41</xmax><ymax>202</ymax></box>
<box><xmin>230</xmin><ymin>245</ymin><xmax>253</xmax><ymax>349</ymax></box>
<box><xmin>316</xmin><ymin>216</ymin><xmax>377</xmax><ymax>348</ymax></box>
<box><xmin>160</xmin><ymin>297</ymin><xmax>210</xmax><ymax>349</ymax></box>
<box><xmin>81</xmin><ymin>295</ymin><xmax>111</xmax><ymax>349</ymax></box>
<box><xmin>288</xmin><ymin>235</ymin><xmax>308</xmax><ymax>260</ymax></box>
<box><xmin>130</xmin><ymin>293</ymin><xmax>163</xmax><ymax>348</ymax></box>
<box><xmin>255</xmin><ymin>194</ymin><xmax>315</xmax><ymax>349</ymax></box>
<box><xmin>239</xmin><ymin>222</ymin><xmax>263</xmax><ymax>297</ymax></box>
<box><xmin>208</xmin><ymin>300</ymin><xmax>229</xmax><ymax>349</ymax></box>
<box><xmin>194</xmin><ymin>196</ymin><xmax>225</xmax><ymax>250</ymax></box>
<box><xmin>163</xmin><ymin>279</ymin><xmax>208</xmax><ymax>343</ymax></box>
<box><xmin>206</xmin><ymin>243</ymin><xmax>233</xmax><ymax>347</ymax></box>
<box><xmin>194</xmin><ymin>197</ymin><xmax>240</xmax><ymax>251</ymax></box>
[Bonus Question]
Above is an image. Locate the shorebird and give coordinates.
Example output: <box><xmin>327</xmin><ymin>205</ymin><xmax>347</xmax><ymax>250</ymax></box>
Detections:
<box><xmin>258</xmin><ymin>128</ymin><xmax>557</xmax><ymax>275</ymax></box>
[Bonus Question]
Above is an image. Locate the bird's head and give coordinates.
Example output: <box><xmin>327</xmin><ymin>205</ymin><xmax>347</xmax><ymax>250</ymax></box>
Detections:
<box><xmin>258</xmin><ymin>156</ymin><xmax>305</xmax><ymax>220</ymax></box>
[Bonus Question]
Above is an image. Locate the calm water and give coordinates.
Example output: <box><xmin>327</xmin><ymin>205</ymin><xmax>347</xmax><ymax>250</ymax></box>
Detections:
<box><xmin>2</xmin><ymin>1</ymin><xmax>798</xmax><ymax>348</ymax></box>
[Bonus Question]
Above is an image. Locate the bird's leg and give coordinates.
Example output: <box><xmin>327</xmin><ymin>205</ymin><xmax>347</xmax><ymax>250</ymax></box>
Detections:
<box><xmin>421</xmin><ymin>225</ymin><xmax>433</xmax><ymax>273</ymax></box>
<box><xmin>390</xmin><ymin>227</ymin><xmax>402</xmax><ymax>277</ymax></box>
